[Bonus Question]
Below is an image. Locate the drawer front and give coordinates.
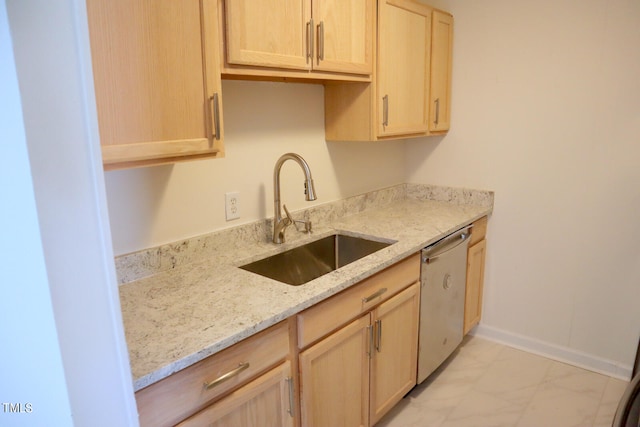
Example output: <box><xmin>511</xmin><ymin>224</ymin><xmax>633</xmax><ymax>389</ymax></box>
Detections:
<box><xmin>176</xmin><ymin>361</ymin><xmax>294</xmax><ymax>427</ymax></box>
<box><xmin>297</xmin><ymin>253</ymin><xmax>420</xmax><ymax>349</ymax></box>
<box><xmin>469</xmin><ymin>216</ymin><xmax>488</xmax><ymax>246</ymax></box>
<box><xmin>136</xmin><ymin>321</ymin><xmax>290</xmax><ymax>427</ymax></box>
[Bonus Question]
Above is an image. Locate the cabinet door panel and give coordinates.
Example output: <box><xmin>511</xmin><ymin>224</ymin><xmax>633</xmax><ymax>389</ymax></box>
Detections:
<box><xmin>430</xmin><ymin>10</ymin><xmax>453</xmax><ymax>132</ymax></box>
<box><xmin>87</xmin><ymin>0</ymin><xmax>223</xmax><ymax>168</ymax></box>
<box><xmin>225</xmin><ymin>0</ymin><xmax>310</xmax><ymax>70</ymax></box>
<box><xmin>299</xmin><ymin>315</ymin><xmax>370</xmax><ymax>427</ymax></box>
<box><xmin>377</xmin><ymin>0</ymin><xmax>431</xmax><ymax>137</ymax></box>
<box><xmin>370</xmin><ymin>283</ymin><xmax>420</xmax><ymax>424</ymax></box>
<box><xmin>464</xmin><ymin>239</ymin><xmax>486</xmax><ymax>334</ymax></box>
<box><xmin>177</xmin><ymin>362</ymin><xmax>294</xmax><ymax>427</ymax></box>
<box><xmin>312</xmin><ymin>0</ymin><xmax>374</xmax><ymax>74</ymax></box>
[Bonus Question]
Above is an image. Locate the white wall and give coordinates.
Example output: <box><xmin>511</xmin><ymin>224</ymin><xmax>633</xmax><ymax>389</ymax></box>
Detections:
<box><xmin>6</xmin><ymin>0</ymin><xmax>138</xmax><ymax>424</ymax></box>
<box><xmin>106</xmin><ymin>80</ymin><xmax>407</xmax><ymax>255</ymax></box>
<box><xmin>1</xmin><ymin>3</ymin><xmax>72</xmax><ymax>425</ymax></box>
<box><xmin>407</xmin><ymin>0</ymin><xmax>640</xmax><ymax>376</ymax></box>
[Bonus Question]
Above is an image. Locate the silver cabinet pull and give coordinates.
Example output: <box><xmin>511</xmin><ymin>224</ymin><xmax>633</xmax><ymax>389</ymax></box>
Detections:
<box><xmin>286</xmin><ymin>377</ymin><xmax>295</xmax><ymax>417</ymax></box>
<box><xmin>306</xmin><ymin>19</ymin><xmax>314</xmax><ymax>64</ymax></box>
<box><xmin>382</xmin><ymin>95</ymin><xmax>389</xmax><ymax>128</ymax></box>
<box><xmin>203</xmin><ymin>362</ymin><xmax>249</xmax><ymax>390</ymax></box>
<box><xmin>210</xmin><ymin>93</ymin><xmax>221</xmax><ymax>141</ymax></box>
<box><xmin>367</xmin><ymin>325</ymin><xmax>374</xmax><ymax>358</ymax></box>
<box><xmin>375</xmin><ymin>319</ymin><xmax>382</xmax><ymax>353</ymax></box>
<box><xmin>317</xmin><ymin>21</ymin><xmax>324</xmax><ymax>63</ymax></box>
<box><xmin>434</xmin><ymin>97</ymin><xmax>440</xmax><ymax>125</ymax></box>
<box><xmin>362</xmin><ymin>287</ymin><xmax>387</xmax><ymax>304</ymax></box>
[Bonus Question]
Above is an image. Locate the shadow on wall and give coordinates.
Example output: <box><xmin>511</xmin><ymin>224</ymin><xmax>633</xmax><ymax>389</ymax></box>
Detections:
<box><xmin>104</xmin><ymin>164</ymin><xmax>174</xmax><ymax>252</ymax></box>
<box><xmin>257</xmin><ymin>183</ymin><xmax>267</xmax><ymax>220</ymax></box>
<box><xmin>326</xmin><ymin>140</ymin><xmax>407</xmax><ymax>197</ymax></box>
<box><xmin>403</xmin><ymin>135</ymin><xmax>444</xmax><ymax>182</ymax></box>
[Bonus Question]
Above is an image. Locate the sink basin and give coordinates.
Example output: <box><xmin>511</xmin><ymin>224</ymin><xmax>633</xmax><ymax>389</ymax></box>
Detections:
<box><xmin>240</xmin><ymin>234</ymin><xmax>393</xmax><ymax>286</ymax></box>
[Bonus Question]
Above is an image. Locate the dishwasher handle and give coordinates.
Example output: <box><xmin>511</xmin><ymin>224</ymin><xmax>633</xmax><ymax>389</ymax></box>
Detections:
<box><xmin>422</xmin><ymin>226</ymin><xmax>472</xmax><ymax>263</ymax></box>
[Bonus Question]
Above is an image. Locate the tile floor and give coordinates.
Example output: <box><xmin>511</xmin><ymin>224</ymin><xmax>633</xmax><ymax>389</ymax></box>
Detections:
<box><xmin>377</xmin><ymin>335</ymin><xmax>629</xmax><ymax>427</ymax></box>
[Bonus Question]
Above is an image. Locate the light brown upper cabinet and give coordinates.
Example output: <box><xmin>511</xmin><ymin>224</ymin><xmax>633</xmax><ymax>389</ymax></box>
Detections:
<box><xmin>87</xmin><ymin>0</ymin><xmax>224</xmax><ymax>170</ymax></box>
<box><xmin>377</xmin><ymin>0</ymin><xmax>432</xmax><ymax>138</ymax></box>
<box><xmin>429</xmin><ymin>10</ymin><xmax>454</xmax><ymax>133</ymax></box>
<box><xmin>220</xmin><ymin>0</ymin><xmax>374</xmax><ymax>81</ymax></box>
<box><xmin>325</xmin><ymin>0</ymin><xmax>453</xmax><ymax>141</ymax></box>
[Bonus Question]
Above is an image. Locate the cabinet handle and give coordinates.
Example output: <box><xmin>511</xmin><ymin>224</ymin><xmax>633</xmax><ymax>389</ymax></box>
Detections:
<box><xmin>367</xmin><ymin>325</ymin><xmax>374</xmax><ymax>358</ymax></box>
<box><xmin>382</xmin><ymin>95</ymin><xmax>389</xmax><ymax>128</ymax></box>
<box><xmin>210</xmin><ymin>93</ymin><xmax>221</xmax><ymax>141</ymax></box>
<box><xmin>286</xmin><ymin>377</ymin><xmax>295</xmax><ymax>417</ymax></box>
<box><xmin>362</xmin><ymin>287</ymin><xmax>387</xmax><ymax>304</ymax></box>
<box><xmin>434</xmin><ymin>97</ymin><xmax>440</xmax><ymax>125</ymax></box>
<box><xmin>203</xmin><ymin>362</ymin><xmax>249</xmax><ymax>390</ymax></box>
<box><xmin>317</xmin><ymin>21</ymin><xmax>324</xmax><ymax>63</ymax></box>
<box><xmin>375</xmin><ymin>319</ymin><xmax>382</xmax><ymax>353</ymax></box>
<box><xmin>306</xmin><ymin>19</ymin><xmax>314</xmax><ymax>64</ymax></box>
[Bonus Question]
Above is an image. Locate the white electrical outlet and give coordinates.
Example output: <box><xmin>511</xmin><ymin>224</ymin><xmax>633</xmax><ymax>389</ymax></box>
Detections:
<box><xmin>225</xmin><ymin>192</ymin><xmax>240</xmax><ymax>221</ymax></box>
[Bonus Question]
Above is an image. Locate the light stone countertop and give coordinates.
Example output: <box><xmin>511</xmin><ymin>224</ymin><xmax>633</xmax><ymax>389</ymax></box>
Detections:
<box><xmin>118</xmin><ymin>184</ymin><xmax>493</xmax><ymax>391</ymax></box>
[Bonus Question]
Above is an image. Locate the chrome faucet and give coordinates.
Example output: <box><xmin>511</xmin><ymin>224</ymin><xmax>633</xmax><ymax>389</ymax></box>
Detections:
<box><xmin>273</xmin><ymin>153</ymin><xmax>317</xmax><ymax>244</ymax></box>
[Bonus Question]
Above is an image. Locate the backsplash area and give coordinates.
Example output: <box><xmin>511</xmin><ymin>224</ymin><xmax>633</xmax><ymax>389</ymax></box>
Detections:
<box><xmin>114</xmin><ymin>183</ymin><xmax>494</xmax><ymax>284</ymax></box>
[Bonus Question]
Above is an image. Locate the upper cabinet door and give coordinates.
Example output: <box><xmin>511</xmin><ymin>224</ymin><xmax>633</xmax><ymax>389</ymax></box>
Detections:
<box><xmin>377</xmin><ymin>0</ymin><xmax>432</xmax><ymax>137</ymax></box>
<box><xmin>311</xmin><ymin>0</ymin><xmax>374</xmax><ymax>75</ymax></box>
<box><xmin>87</xmin><ymin>0</ymin><xmax>224</xmax><ymax>170</ymax></box>
<box><xmin>429</xmin><ymin>10</ymin><xmax>453</xmax><ymax>133</ymax></box>
<box><xmin>223</xmin><ymin>0</ymin><xmax>373</xmax><ymax>78</ymax></box>
<box><xmin>224</xmin><ymin>0</ymin><xmax>311</xmax><ymax>70</ymax></box>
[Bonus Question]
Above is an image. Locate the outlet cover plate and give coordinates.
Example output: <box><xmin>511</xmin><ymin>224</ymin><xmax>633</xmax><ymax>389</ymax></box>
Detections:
<box><xmin>225</xmin><ymin>192</ymin><xmax>240</xmax><ymax>221</ymax></box>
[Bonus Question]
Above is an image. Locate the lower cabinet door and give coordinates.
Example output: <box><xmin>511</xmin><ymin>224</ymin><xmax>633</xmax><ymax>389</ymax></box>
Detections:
<box><xmin>464</xmin><ymin>238</ymin><xmax>487</xmax><ymax>334</ymax></box>
<box><xmin>299</xmin><ymin>315</ymin><xmax>371</xmax><ymax>427</ymax></box>
<box><xmin>370</xmin><ymin>283</ymin><xmax>420</xmax><ymax>424</ymax></box>
<box><xmin>176</xmin><ymin>361</ymin><xmax>295</xmax><ymax>427</ymax></box>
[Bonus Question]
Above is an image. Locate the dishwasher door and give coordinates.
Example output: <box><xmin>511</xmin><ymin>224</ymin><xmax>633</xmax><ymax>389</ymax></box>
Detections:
<box><xmin>417</xmin><ymin>227</ymin><xmax>470</xmax><ymax>384</ymax></box>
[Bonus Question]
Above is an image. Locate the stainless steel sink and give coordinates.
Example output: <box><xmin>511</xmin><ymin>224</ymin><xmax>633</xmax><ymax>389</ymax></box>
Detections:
<box><xmin>240</xmin><ymin>234</ymin><xmax>393</xmax><ymax>286</ymax></box>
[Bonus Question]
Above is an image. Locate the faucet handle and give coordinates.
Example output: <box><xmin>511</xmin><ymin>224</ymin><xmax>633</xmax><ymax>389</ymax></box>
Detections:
<box><xmin>283</xmin><ymin>204</ymin><xmax>312</xmax><ymax>234</ymax></box>
<box><xmin>283</xmin><ymin>204</ymin><xmax>295</xmax><ymax>225</ymax></box>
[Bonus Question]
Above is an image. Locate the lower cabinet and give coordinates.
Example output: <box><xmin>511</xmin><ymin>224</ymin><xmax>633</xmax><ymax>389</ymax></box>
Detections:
<box><xmin>134</xmin><ymin>321</ymin><xmax>293</xmax><ymax>427</ymax></box>
<box><xmin>370</xmin><ymin>284</ymin><xmax>420</xmax><ymax>425</ymax></box>
<box><xmin>464</xmin><ymin>216</ymin><xmax>488</xmax><ymax>335</ymax></box>
<box><xmin>177</xmin><ymin>361</ymin><xmax>294</xmax><ymax>427</ymax></box>
<box><xmin>299</xmin><ymin>315</ymin><xmax>371</xmax><ymax>427</ymax></box>
<box><xmin>297</xmin><ymin>255</ymin><xmax>421</xmax><ymax>427</ymax></box>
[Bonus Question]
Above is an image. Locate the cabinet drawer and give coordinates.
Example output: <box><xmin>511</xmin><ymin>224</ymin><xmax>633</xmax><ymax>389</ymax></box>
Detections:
<box><xmin>297</xmin><ymin>253</ymin><xmax>420</xmax><ymax>349</ymax></box>
<box><xmin>176</xmin><ymin>361</ymin><xmax>294</xmax><ymax>427</ymax></box>
<box><xmin>469</xmin><ymin>216</ymin><xmax>488</xmax><ymax>246</ymax></box>
<box><xmin>136</xmin><ymin>321</ymin><xmax>290</xmax><ymax>427</ymax></box>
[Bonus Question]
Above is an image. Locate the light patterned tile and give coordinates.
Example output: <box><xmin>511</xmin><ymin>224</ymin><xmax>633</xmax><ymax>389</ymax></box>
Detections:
<box><xmin>594</xmin><ymin>377</ymin><xmax>629</xmax><ymax>427</ymax></box>
<box><xmin>516</xmin><ymin>382</ymin><xmax>601</xmax><ymax>427</ymax></box>
<box><xmin>456</xmin><ymin>335</ymin><xmax>505</xmax><ymax>365</ymax></box>
<box><xmin>375</xmin><ymin>396</ymin><xmax>448</xmax><ymax>427</ymax></box>
<box><xmin>377</xmin><ymin>337</ymin><xmax>629</xmax><ymax>427</ymax></box>
<box><xmin>542</xmin><ymin>361</ymin><xmax>610</xmax><ymax>401</ymax></box>
<box><xmin>440</xmin><ymin>390</ymin><xmax>527</xmax><ymax>427</ymax></box>
<box><xmin>473</xmin><ymin>347</ymin><xmax>553</xmax><ymax>405</ymax></box>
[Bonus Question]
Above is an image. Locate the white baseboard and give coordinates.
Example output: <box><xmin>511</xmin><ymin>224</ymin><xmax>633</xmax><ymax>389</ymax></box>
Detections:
<box><xmin>471</xmin><ymin>324</ymin><xmax>633</xmax><ymax>381</ymax></box>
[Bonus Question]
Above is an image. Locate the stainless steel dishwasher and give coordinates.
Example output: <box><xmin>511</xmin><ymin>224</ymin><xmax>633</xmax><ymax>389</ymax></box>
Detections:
<box><xmin>417</xmin><ymin>225</ymin><xmax>471</xmax><ymax>384</ymax></box>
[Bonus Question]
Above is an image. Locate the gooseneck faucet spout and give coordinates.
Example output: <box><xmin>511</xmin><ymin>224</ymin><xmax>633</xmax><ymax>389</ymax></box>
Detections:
<box><xmin>273</xmin><ymin>153</ymin><xmax>317</xmax><ymax>244</ymax></box>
